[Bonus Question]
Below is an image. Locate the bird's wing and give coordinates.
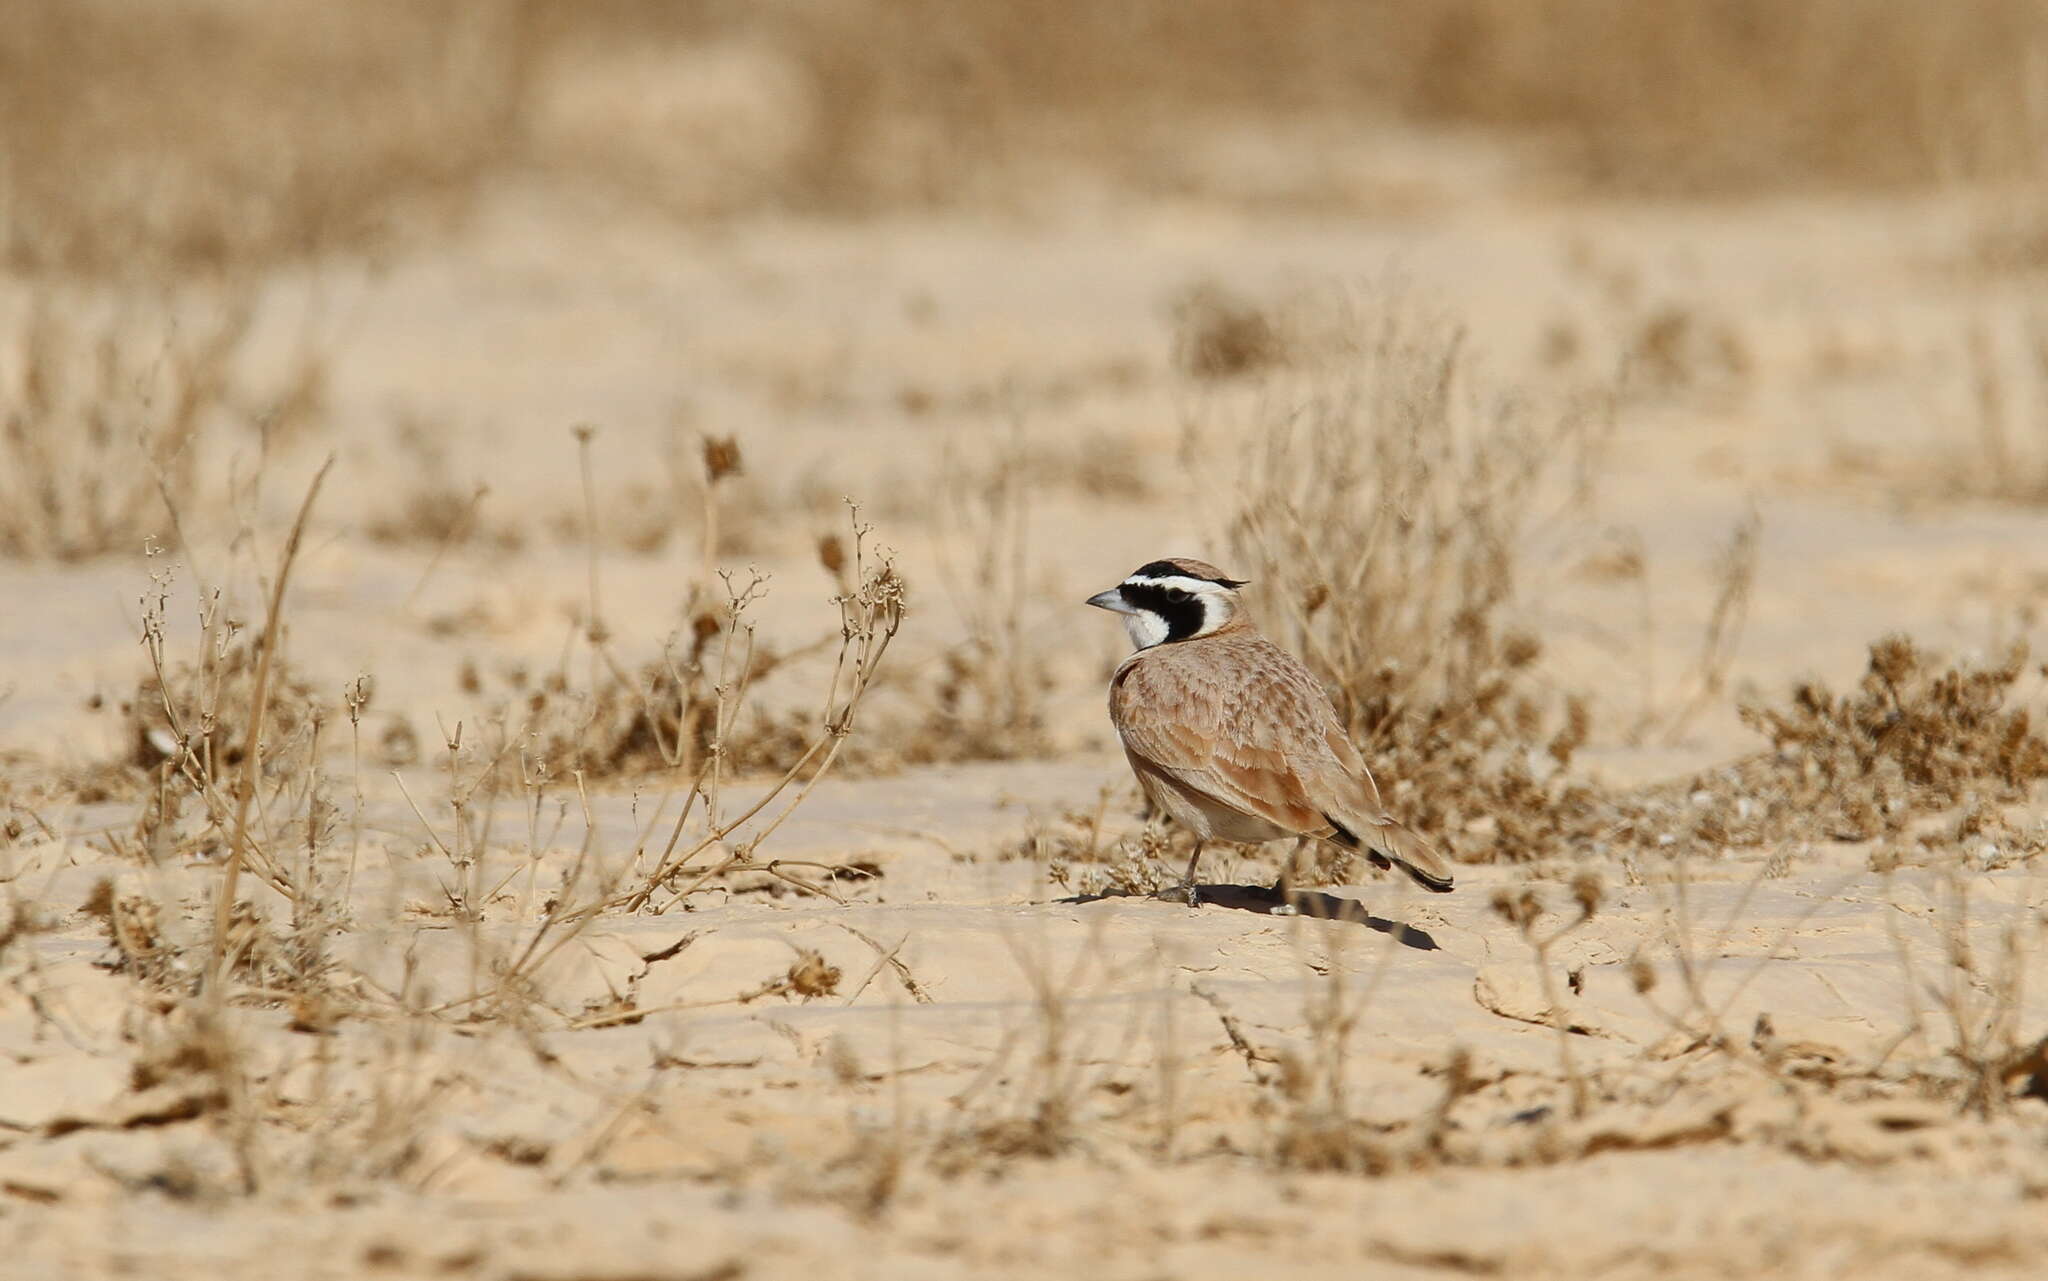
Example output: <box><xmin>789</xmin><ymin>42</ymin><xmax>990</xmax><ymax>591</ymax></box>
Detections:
<box><xmin>1110</xmin><ymin>648</ymin><xmax>1334</xmax><ymax>835</ymax></box>
<box><xmin>1327</xmin><ymin>809</ymin><xmax>1455</xmax><ymax>893</ymax></box>
<box><xmin>1111</xmin><ymin>640</ymin><xmax>1454</xmax><ymax>892</ymax></box>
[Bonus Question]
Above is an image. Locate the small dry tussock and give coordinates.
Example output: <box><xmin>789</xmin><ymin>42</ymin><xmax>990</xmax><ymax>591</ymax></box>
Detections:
<box><xmin>1397</xmin><ymin>635</ymin><xmax>2048</xmax><ymax>869</ymax></box>
<box><xmin>1206</xmin><ymin>295</ymin><xmax>1612</xmax><ymax>870</ymax></box>
<box><xmin>492</xmin><ymin>590</ymin><xmax>821</xmax><ymax>786</ymax></box>
<box><xmin>1487</xmin><ymin>635</ymin><xmax>2048</xmax><ymax>866</ymax></box>
<box><xmin>1736</xmin><ymin>636</ymin><xmax>2048</xmax><ymax>847</ymax></box>
<box><xmin>1172</xmin><ymin>283</ymin><xmax>1290</xmax><ymax>382</ymax></box>
<box><xmin>437</xmin><ymin>432</ymin><xmax>913</xmax><ymax>787</ymax></box>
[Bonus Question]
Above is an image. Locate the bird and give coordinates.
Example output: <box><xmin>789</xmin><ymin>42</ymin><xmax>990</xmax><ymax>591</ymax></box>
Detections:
<box><xmin>1086</xmin><ymin>557</ymin><xmax>1454</xmax><ymax>907</ymax></box>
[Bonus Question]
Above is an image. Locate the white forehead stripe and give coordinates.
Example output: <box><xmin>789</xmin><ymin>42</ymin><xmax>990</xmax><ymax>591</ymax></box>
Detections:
<box><xmin>1121</xmin><ymin>574</ymin><xmax>1231</xmax><ymax>595</ymax></box>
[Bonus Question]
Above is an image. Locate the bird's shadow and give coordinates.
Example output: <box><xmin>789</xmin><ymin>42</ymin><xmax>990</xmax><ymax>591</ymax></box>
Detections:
<box><xmin>1057</xmin><ymin>882</ymin><xmax>1439</xmax><ymax>952</ymax></box>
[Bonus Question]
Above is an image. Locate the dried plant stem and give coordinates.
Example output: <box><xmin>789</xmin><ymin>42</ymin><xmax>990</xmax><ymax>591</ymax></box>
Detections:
<box><xmin>1531</xmin><ymin>932</ymin><xmax>1587</xmax><ymax>1119</ymax></box>
<box><xmin>572</xmin><ymin>423</ymin><xmax>610</xmax><ymax>765</ymax></box>
<box><xmin>139</xmin><ymin>578</ymin><xmax>290</xmax><ymax>897</ymax></box>
<box><xmin>403</xmin><ymin>483</ymin><xmax>488</xmax><ymax>609</ymax></box>
<box><xmin>1661</xmin><ymin>510</ymin><xmax>1761</xmax><ymax>745</ymax></box>
<box><xmin>206</xmin><ymin>454</ymin><xmax>333</xmax><ymax>994</ymax></box>
<box><xmin>344</xmin><ymin>677</ymin><xmax>369</xmax><ymax>901</ymax></box>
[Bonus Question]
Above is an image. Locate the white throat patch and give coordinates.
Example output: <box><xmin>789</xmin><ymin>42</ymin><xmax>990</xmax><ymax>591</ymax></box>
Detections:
<box><xmin>1123</xmin><ymin>609</ymin><xmax>1172</xmax><ymax>650</ymax></box>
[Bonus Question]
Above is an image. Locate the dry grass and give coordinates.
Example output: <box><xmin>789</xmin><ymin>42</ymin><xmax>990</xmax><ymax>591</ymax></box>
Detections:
<box><xmin>6</xmin><ymin>1</ymin><xmax>2043</xmax><ymax>284</ymax></box>
<box><xmin>755</xmin><ymin>0</ymin><xmax>2048</xmax><ymax>203</ymax></box>
<box><xmin>913</xmin><ymin>433</ymin><xmax>1055</xmax><ymax>764</ymax></box>
<box><xmin>5</xmin><ymin>5</ymin><xmax>2048</xmax><ymax>1254</ymax></box>
<box><xmin>1922</xmin><ymin>316</ymin><xmax>2048</xmax><ymax>506</ymax></box>
<box><xmin>1169</xmin><ymin>291</ymin><xmax>2048</xmax><ymax>875</ymax></box>
<box><xmin>3</xmin><ymin>470</ymin><xmax>914</xmax><ymax>1201</ymax></box>
<box><xmin>1480</xmin><ymin>634</ymin><xmax>2048</xmax><ymax>869</ymax></box>
<box><xmin>0</xmin><ymin>0</ymin><xmax>538</xmax><ymax>276</ymax></box>
<box><xmin>1172</xmin><ymin>283</ymin><xmax>1289</xmax><ymax>382</ymax></box>
<box><xmin>0</xmin><ymin>289</ymin><xmax>321</xmax><ymax>560</ymax></box>
<box><xmin>1202</xmin><ymin>295</ymin><xmax>1612</xmax><ymax>870</ymax></box>
<box><xmin>1185</xmin><ymin>296</ymin><xmax>2048</xmax><ymax>874</ymax></box>
<box><xmin>1380</xmin><ymin>0</ymin><xmax>2048</xmax><ymax>194</ymax></box>
<box><xmin>1737</xmin><ymin>636</ymin><xmax>2048</xmax><ymax>849</ymax></box>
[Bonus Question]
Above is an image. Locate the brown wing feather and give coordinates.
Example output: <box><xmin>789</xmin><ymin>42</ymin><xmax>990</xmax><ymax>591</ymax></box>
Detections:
<box><xmin>1111</xmin><ymin>644</ymin><xmax>1331</xmax><ymax>834</ymax></box>
<box><xmin>1111</xmin><ymin>633</ymin><xmax>1454</xmax><ymax>892</ymax></box>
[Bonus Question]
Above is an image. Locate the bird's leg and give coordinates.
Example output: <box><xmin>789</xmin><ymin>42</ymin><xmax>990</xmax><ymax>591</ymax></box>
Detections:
<box><xmin>1178</xmin><ymin>841</ymin><xmax>1205</xmax><ymax>908</ymax></box>
<box><xmin>1269</xmin><ymin>836</ymin><xmax>1311</xmax><ymax>903</ymax></box>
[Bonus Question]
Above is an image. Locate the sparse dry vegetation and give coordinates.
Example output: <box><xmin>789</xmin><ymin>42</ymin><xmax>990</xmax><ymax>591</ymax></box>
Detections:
<box><xmin>0</xmin><ymin>290</ymin><xmax>322</xmax><ymax>560</ymax></box>
<box><xmin>5</xmin><ymin>2</ymin><xmax>2048</xmax><ymax>1277</ymax></box>
<box><xmin>1204</xmin><ymin>295</ymin><xmax>1612</xmax><ymax>870</ymax></box>
<box><xmin>1738</xmin><ymin>636</ymin><xmax>2048</xmax><ymax>848</ymax></box>
<box><xmin>7</xmin><ymin>0</ymin><xmax>2043</xmax><ymax>281</ymax></box>
<box><xmin>0</xmin><ymin>0</ymin><xmax>538</xmax><ymax>275</ymax></box>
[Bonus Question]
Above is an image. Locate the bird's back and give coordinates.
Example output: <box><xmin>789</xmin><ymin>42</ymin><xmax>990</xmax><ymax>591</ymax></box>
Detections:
<box><xmin>1110</xmin><ymin>624</ymin><xmax>1386</xmax><ymax>823</ymax></box>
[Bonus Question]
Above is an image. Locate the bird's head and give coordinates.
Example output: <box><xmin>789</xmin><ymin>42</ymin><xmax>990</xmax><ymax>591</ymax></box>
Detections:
<box><xmin>1086</xmin><ymin>557</ymin><xmax>1249</xmax><ymax>650</ymax></box>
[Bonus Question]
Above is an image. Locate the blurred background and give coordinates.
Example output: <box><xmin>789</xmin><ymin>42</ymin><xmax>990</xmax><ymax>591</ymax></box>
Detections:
<box><xmin>6</xmin><ymin>0</ymin><xmax>2048</xmax><ymax>788</ymax></box>
<box><xmin>6</xmin><ymin>0</ymin><xmax>2048</xmax><ymax>272</ymax></box>
<box><xmin>10</xmin><ymin>6</ymin><xmax>2048</xmax><ymax>1260</ymax></box>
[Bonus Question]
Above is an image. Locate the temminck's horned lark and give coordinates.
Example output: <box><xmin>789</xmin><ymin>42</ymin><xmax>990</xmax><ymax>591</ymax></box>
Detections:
<box><xmin>1087</xmin><ymin>557</ymin><xmax>1454</xmax><ymax>907</ymax></box>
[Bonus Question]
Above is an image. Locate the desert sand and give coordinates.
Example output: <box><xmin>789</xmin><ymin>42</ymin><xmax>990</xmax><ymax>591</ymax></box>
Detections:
<box><xmin>4</xmin><ymin>5</ymin><xmax>2048</xmax><ymax>1279</ymax></box>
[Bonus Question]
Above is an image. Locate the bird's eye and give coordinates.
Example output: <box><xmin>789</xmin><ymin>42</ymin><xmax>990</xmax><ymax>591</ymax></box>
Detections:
<box><xmin>1163</xmin><ymin>588</ymin><xmax>1190</xmax><ymax>602</ymax></box>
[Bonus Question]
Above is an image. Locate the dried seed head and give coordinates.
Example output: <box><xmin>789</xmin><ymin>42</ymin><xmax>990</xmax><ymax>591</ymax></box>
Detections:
<box><xmin>81</xmin><ymin>876</ymin><xmax>116</xmax><ymax>921</ymax></box>
<box><xmin>692</xmin><ymin>611</ymin><xmax>722</xmax><ymax>643</ymax></box>
<box><xmin>702</xmin><ymin>435</ymin><xmax>743</xmax><ymax>483</ymax></box>
<box><xmin>826</xmin><ymin>1034</ymin><xmax>864</xmax><ymax>1085</ymax></box>
<box><xmin>1441</xmin><ymin>1046</ymin><xmax>1473</xmax><ymax>1095</ymax></box>
<box><xmin>1628</xmin><ymin>953</ymin><xmax>1657</xmax><ymax>994</ymax></box>
<box><xmin>1869</xmin><ymin>634</ymin><xmax>1917</xmax><ymax>687</ymax></box>
<box><xmin>1302</xmin><ymin>583</ymin><xmax>1330</xmax><ymax>616</ymax></box>
<box><xmin>1548</xmin><ymin>695</ymin><xmax>1590</xmax><ymax>767</ymax></box>
<box><xmin>1273</xmin><ymin>1048</ymin><xmax>1310</xmax><ymax>1101</ymax></box>
<box><xmin>818</xmin><ymin>533</ymin><xmax>847</xmax><ymax>575</ymax></box>
<box><xmin>344</xmin><ymin>673</ymin><xmax>374</xmax><ymax>719</ymax></box>
<box><xmin>788</xmin><ymin>951</ymin><xmax>841</xmax><ymax>999</ymax></box>
<box><xmin>1571</xmin><ymin>870</ymin><xmax>1603</xmax><ymax>919</ymax></box>
<box><xmin>571</xmin><ymin>423</ymin><xmax>596</xmax><ymax>444</ymax></box>
<box><xmin>1490</xmin><ymin>887</ymin><xmax>1542</xmax><ymax>930</ymax></box>
<box><xmin>1501</xmin><ymin>632</ymin><xmax>1542</xmax><ymax>670</ymax></box>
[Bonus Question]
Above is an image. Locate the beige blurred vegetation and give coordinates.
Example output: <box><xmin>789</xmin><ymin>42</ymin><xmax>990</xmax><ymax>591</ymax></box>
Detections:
<box><xmin>4</xmin><ymin>0</ymin><xmax>2045</xmax><ymax>277</ymax></box>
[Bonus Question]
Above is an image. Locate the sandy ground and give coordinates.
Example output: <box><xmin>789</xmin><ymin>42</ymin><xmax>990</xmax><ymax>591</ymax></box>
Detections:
<box><xmin>4</xmin><ymin>767</ymin><xmax>2045</xmax><ymax>1280</ymax></box>
<box><xmin>5</xmin><ymin>144</ymin><xmax>2048</xmax><ymax>1278</ymax></box>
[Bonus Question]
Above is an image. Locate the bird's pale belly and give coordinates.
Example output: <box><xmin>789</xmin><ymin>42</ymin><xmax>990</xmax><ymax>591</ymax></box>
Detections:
<box><xmin>1140</xmin><ymin>767</ymin><xmax>1299</xmax><ymax>844</ymax></box>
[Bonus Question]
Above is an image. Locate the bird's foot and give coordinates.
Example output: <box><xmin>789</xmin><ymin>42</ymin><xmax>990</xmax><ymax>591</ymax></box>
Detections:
<box><xmin>1151</xmin><ymin>880</ymin><xmax>1201</xmax><ymax>908</ymax></box>
<box><xmin>1267</xmin><ymin>873</ymin><xmax>1300</xmax><ymax>916</ymax></box>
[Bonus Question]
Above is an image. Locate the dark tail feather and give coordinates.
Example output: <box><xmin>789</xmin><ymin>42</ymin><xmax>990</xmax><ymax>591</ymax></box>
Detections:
<box><xmin>1326</xmin><ymin>814</ymin><xmax>1455</xmax><ymax>893</ymax></box>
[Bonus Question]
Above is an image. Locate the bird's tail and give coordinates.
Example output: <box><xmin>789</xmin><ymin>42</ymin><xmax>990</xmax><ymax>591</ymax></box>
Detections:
<box><xmin>1325</xmin><ymin>812</ymin><xmax>1455</xmax><ymax>893</ymax></box>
